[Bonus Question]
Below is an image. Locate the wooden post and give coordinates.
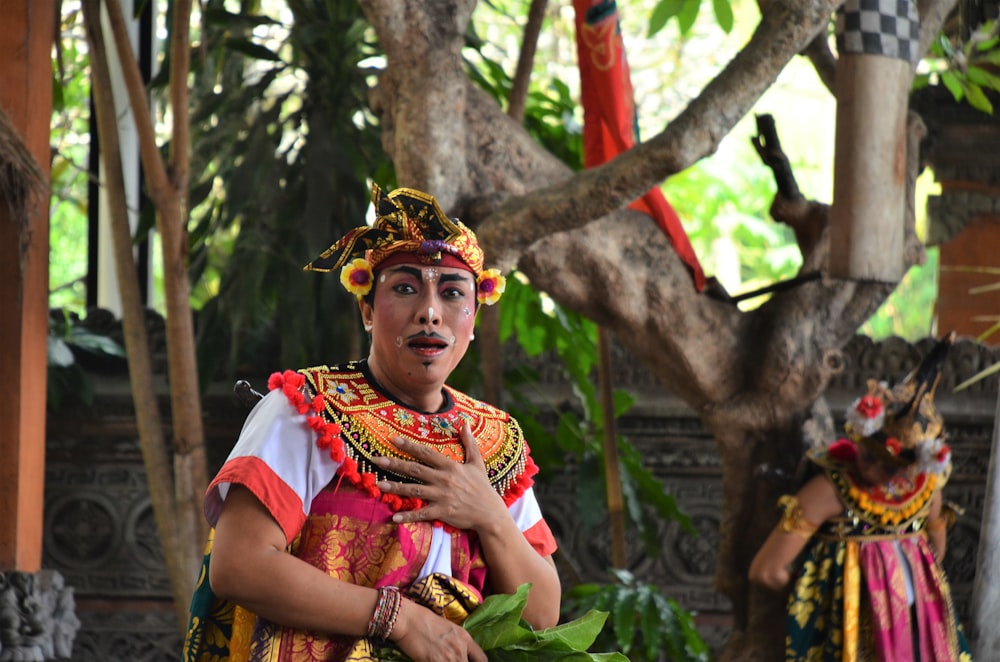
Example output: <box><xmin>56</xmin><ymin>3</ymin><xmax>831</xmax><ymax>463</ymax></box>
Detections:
<box><xmin>828</xmin><ymin>0</ymin><xmax>917</xmax><ymax>282</ymax></box>
<box><xmin>0</xmin><ymin>0</ymin><xmax>56</xmax><ymax>572</ymax></box>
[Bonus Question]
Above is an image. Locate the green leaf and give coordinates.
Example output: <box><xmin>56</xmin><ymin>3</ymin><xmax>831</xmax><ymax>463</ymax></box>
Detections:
<box><xmin>203</xmin><ymin>7</ymin><xmax>280</xmax><ymax>29</ymax></box>
<box><xmin>224</xmin><ymin>37</ymin><xmax>283</xmax><ymax>62</ymax></box>
<box><xmin>531</xmin><ymin>609</ymin><xmax>609</xmax><ymax>650</ymax></box>
<box><xmin>47</xmin><ymin>336</ymin><xmax>76</xmax><ymax>368</ymax></box>
<box><xmin>611</xmin><ymin>588</ymin><xmax>638</xmax><ymax>652</ymax></box>
<box><xmin>676</xmin><ymin>0</ymin><xmax>701</xmax><ymax>35</ymax></box>
<box><xmin>648</xmin><ymin>0</ymin><xmax>684</xmax><ymax>37</ymax></box>
<box><xmin>463</xmin><ymin>585</ymin><xmax>532</xmax><ymax>650</ymax></box>
<box><xmin>712</xmin><ymin>0</ymin><xmax>734</xmax><ymax>33</ymax></box>
<box><xmin>464</xmin><ymin>588</ymin><xmax>630</xmax><ymax>660</ymax></box>
<box><xmin>67</xmin><ymin>328</ymin><xmax>127</xmax><ymax>357</ymax></box>
<box><xmin>941</xmin><ymin>70</ymin><xmax>965</xmax><ymax>101</ymax></box>
<box><xmin>978</xmin><ymin>49</ymin><xmax>1000</xmax><ymax>67</ymax></box>
<box><xmin>964</xmin><ymin>81</ymin><xmax>994</xmax><ymax>114</ymax></box>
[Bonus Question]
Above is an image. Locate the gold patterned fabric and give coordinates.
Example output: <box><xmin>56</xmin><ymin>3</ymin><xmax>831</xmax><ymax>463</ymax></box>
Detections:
<box><xmin>783</xmin><ymin>453</ymin><xmax>972</xmax><ymax>661</ymax></box>
<box><xmin>183</xmin><ymin>361</ymin><xmax>553</xmax><ymax>661</ymax></box>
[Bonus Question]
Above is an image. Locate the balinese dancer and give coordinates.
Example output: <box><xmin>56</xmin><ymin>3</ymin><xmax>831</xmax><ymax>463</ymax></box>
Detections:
<box><xmin>183</xmin><ymin>185</ymin><xmax>560</xmax><ymax>662</ymax></box>
<box><xmin>750</xmin><ymin>333</ymin><xmax>972</xmax><ymax>661</ymax></box>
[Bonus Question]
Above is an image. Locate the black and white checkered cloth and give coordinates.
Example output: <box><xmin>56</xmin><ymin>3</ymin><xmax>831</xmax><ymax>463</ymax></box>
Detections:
<box><xmin>836</xmin><ymin>0</ymin><xmax>921</xmax><ymax>63</ymax></box>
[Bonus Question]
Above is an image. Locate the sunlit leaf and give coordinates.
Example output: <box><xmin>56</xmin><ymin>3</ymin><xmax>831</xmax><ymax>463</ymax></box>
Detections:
<box><xmin>648</xmin><ymin>0</ymin><xmax>684</xmax><ymax>37</ymax></box>
<box><xmin>712</xmin><ymin>0</ymin><xmax>734</xmax><ymax>33</ymax></box>
<box><xmin>941</xmin><ymin>70</ymin><xmax>965</xmax><ymax>100</ymax></box>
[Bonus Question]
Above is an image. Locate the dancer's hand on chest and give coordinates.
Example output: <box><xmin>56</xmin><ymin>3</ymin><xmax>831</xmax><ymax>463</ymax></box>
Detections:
<box><xmin>374</xmin><ymin>422</ymin><xmax>506</xmax><ymax>532</ymax></box>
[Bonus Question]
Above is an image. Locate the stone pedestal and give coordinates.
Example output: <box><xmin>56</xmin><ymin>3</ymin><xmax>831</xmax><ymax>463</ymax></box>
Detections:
<box><xmin>0</xmin><ymin>570</ymin><xmax>79</xmax><ymax>661</ymax></box>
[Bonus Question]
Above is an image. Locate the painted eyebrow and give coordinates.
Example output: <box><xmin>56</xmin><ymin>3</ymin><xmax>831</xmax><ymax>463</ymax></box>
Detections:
<box><xmin>440</xmin><ymin>272</ymin><xmax>472</xmax><ymax>284</ymax></box>
<box><xmin>386</xmin><ymin>265</ymin><xmax>472</xmax><ymax>284</ymax></box>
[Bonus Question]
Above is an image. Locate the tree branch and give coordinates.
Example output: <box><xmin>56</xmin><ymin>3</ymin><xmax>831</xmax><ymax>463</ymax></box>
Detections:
<box><xmin>479</xmin><ymin>0</ymin><xmax>841</xmax><ymax>268</ymax></box>
<box><xmin>507</xmin><ymin>0</ymin><xmax>547</xmax><ymax>123</ymax></box>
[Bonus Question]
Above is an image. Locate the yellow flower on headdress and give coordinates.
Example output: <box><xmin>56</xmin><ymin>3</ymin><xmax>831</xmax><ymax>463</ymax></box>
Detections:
<box><xmin>477</xmin><ymin>269</ymin><xmax>506</xmax><ymax>306</ymax></box>
<box><xmin>340</xmin><ymin>258</ymin><xmax>373</xmax><ymax>298</ymax></box>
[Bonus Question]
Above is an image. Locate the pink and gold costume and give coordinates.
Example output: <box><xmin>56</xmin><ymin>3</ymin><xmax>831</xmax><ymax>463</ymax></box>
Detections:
<box><xmin>182</xmin><ymin>361</ymin><xmax>557</xmax><ymax>661</ymax></box>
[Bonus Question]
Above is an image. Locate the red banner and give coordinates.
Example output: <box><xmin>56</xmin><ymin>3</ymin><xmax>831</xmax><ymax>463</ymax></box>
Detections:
<box><xmin>574</xmin><ymin>0</ymin><xmax>705</xmax><ymax>291</ymax></box>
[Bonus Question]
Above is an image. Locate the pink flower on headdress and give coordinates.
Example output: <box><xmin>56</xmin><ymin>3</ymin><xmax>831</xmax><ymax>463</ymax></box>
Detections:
<box><xmin>477</xmin><ymin>268</ymin><xmax>506</xmax><ymax>306</ymax></box>
<box><xmin>340</xmin><ymin>258</ymin><xmax>373</xmax><ymax>298</ymax></box>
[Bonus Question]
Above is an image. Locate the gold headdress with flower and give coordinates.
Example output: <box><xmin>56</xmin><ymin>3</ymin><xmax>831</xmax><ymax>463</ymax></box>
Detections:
<box><xmin>304</xmin><ymin>185</ymin><xmax>505</xmax><ymax>305</ymax></box>
<box><xmin>838</xmin><ymin>332</ymin><xmax>956</xmax><ymax>476</ymax></box>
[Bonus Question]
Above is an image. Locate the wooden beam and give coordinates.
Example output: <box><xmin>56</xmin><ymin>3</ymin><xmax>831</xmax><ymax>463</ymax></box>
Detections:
<box><xmin>0</xmin><ymin>0</ymin><xmax>55</xmax><ymax>572</ymax></box>
<box><xmin>828</xmin><ymin>54</ymin><xmax>910</xmax><ymax>283</ymax></box>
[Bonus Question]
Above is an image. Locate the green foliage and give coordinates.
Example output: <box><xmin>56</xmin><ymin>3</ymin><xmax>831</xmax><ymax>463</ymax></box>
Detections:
<box><xmin>50</xmin><ymin>5</ymin><xmax>93</xmax><ymax>313</ymax></box>
<box><xmin>915</xmin><ymin>20</ymin><xmax>1000</xmax><ymax>114</ymax></box>
<box><xmin>665</xmin><ymin>153</ymin><xmax>801</xmax><ymax>302</ymax></box>
<box><xmin>860</xmin><ymin>249</ymin><xmax>939</xmax><ymax>341</ymax></box>
<box><xmin>47</xmin><ymin>309</ymin><xmax>127</xmax><ymax>410</ymax></box>
<box><xmin>177</xmin><ymin>0</ymin><xmax>391</xmax><ymax>382</ymax></box>
<box><xmin>373</xmin><ymin>585</ymin><xmax>630</xmax><ymax>660</ymax></box>
<box><xmin>497</xmin><ymin>275</ymin><xmax>693</xmax><ymax>558</ymax></box>
<box><xmin>462</xmin><ymin>24</ymin><xmax>583</xmax><ymax>169</ymax></box>
<box><xmin>562</xmin><ymin>569</ymin><xmax>710</xmax><ymax>661</ymax></box>
<box><xmin>648</xmin><ymin>0</ymin><xmax>733</xmax><ymax>37</ymax></box>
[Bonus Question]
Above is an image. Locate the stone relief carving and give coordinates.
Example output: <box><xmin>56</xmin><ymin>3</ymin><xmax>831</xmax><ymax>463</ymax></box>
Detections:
<box><xmin>0</xmin><ymin>571</ymin><xmax>80</xmax><ymax>661</ymax></box>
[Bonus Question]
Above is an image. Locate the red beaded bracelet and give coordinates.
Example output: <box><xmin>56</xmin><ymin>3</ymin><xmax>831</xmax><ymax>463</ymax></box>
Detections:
<box><xmin>367</xmin><ymin>586</ymin><xmax>401</xmax><ymax>640</ymax></box>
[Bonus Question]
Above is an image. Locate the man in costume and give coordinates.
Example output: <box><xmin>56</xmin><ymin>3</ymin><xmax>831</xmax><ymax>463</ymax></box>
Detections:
<box><xmin>183</xmin><ymin>185</ymin><xmax>560</xmax><ymax>661</ymax></box>
<box><xmin>749</xmin><ymin>333</ymin><xmax>972</xmax><ymax>661</ymax></box>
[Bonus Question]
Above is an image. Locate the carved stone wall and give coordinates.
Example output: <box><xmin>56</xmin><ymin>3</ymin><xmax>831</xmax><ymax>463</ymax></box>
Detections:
<box><xmin>43</xmin><ymin>337</ymin><xmax>1000</xmax><ymax>658</ymax></box>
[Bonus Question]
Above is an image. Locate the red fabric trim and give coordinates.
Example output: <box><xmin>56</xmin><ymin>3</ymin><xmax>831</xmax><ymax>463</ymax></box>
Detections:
<box><xmin>502</xmin><ymin>451</ymin><xmax>539</xmax><ymax>507</ymax></box>
<box><xmin>523</xmin><ymin>518</ymin><xmax>558</xmax><ymax>557</ymax></box>
<box><xmin>209</xmin><ymin>456</ymin><xmax>306</xmax><ymax>546</ymax></box>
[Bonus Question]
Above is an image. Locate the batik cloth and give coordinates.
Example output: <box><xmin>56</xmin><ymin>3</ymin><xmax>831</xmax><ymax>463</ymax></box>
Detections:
<box><xmin>784</xmin><ymin>450</ymin><xmax>972</xmax><ymax>661</ymax></box>
<box><xmin>182</xmin><ymin>361</ymin><xmax>557</xmax><ymax>661</ymax></box>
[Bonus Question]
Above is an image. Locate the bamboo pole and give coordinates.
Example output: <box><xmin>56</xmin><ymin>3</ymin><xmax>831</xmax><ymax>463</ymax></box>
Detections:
<box><xmin>597</xmin><ymin>329</ymin><xmax>627</xmax><ymax>569</ymax></box>
<box><xmin>81</xmin><ymin>0</ymin><xmax>193</xmax><ymax>627</ymax></box>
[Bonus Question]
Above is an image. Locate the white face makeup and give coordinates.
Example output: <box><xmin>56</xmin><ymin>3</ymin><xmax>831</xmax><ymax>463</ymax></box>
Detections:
<box><xmin>360</xmin><ymin>263</ymin><xmax>478</xmax><ymax>410</ymax></box>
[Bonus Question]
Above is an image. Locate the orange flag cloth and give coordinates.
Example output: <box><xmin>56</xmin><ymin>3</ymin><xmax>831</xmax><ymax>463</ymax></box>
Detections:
<box><xmin>573</xmin><ymin>0</ymin><xmax>706</xmax><ymax>291</ymax></box>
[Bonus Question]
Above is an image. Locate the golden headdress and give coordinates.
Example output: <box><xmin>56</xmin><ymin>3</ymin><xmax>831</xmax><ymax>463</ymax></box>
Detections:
<box><xmin>304</xmin><ymin>185</ymin><xmax>504</xmax><ymax>304</ymax></box>
<box><xmin>842</xmin><ymin>332</ymin><xmax>955</xmax><ymax>475</ymax></box>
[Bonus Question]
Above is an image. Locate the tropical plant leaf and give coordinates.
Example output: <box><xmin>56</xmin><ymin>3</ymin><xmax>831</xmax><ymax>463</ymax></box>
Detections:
<box><xmin>648</xmin><ymin>0</ymin><xmax>684</xmax><ymax>37</ymax></box>
<box><xmin>712</xmin><ymin>0</ymin><xmax>734</xmax><ymax>33</ymax></box>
